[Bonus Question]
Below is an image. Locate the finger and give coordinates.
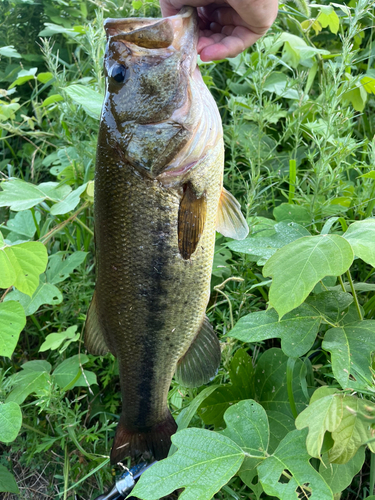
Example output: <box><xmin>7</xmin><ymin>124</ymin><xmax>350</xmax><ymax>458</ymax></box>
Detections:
<box><xmin>209</xmin><ymin>22</ymin><xmax>223</xmax><ymax>33</ymax></box>
<box><xmin>199</xmin><ymin>26</ymin><xmax>260</xmax><ymax>61</ymax></box>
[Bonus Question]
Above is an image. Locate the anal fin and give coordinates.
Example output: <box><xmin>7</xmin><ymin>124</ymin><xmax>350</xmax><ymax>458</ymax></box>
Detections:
<box><xmin>216</xmin><ymin>187</ymin><xmax>249</xmax><ymax>240</ymax></box>
<box><xmin>175</xmin><ymin>316</ymin><xmax>221</xmax><ymax>388</ymax></box>
<box><xmin>85</xmin><ymin>291</ymin><xmax>110</xmax><ymax>356</ymax></box>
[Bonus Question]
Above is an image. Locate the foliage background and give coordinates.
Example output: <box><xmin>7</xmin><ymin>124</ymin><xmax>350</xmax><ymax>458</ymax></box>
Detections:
<box><xmin>1</xmin><ymin>0</ymin><xmax>375</xmax><ymax>498</ymax></box>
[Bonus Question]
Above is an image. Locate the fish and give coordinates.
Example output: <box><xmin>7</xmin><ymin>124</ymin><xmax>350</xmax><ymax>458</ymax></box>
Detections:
<box><xmin>85</xmin><ymin>6</ymin><xmax>249</xmax><ymax>465</ymax></box>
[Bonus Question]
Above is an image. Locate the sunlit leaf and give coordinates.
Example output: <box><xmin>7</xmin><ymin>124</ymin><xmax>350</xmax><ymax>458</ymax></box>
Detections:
<box><xmin>344</xmin><ymin>219</ymin><xmax>375</xmax><ymax>267</ymax></box>
<box><xmin>0</xmin><ymin>301</ymin><xmax>26</xmax><ymax>358</ymax></box>
<box><xmin>63</xmin><ymin>85</ymin><xmax>103</xmax><ymax>119</ymax></box>
<box><xmin>0</xmin><ymin>402</ymin><xmax>22</xmax><ymax>443</ymax></box>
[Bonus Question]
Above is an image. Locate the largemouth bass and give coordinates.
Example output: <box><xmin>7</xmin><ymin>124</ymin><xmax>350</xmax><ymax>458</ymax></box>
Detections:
<box><xmin>85</xmin><ymin>7</ymin><xmax>248</xmax><ymax>465</ymax></box>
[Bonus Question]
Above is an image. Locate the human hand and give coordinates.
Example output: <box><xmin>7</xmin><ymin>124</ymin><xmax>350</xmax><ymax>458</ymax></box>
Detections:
<box><xmin>160</xmin><ymin>0</ymin><xmax>279</xmax><ymax>61</ymax></box>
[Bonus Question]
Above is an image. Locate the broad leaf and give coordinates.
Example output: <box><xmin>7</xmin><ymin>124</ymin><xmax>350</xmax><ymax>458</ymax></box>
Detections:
<box><xmin>132</xmin><ymin>428</ymin><xmax>244</xmax><ymax>500</ymax></box>
<box><xmin>267</xmin><ymin>411</ymin><xmax>295</xmax><ymax>454</ymax></box>
<box><xmin>199</xmin><ymin>349</ymin><xmax>254</xmax><ymax>426</ymax></box>
<box><xmin>255</xmin><ymin>348</ymin><xmax>308</xmax><ymax>417</ymax></box>
<box><xmin>0</xmin><ymin>240</ymin><xmax>48</xmax><ymax>296</ymax></box>
<box><xmin>258</xmin><ymin>429</ymin><xmax>333</xmax><ymax>500</ymax></box>
<box><xmin>319</xmin><ymin>447</ymin><xmax>365</xmax><ymax>494</ymax></box>
<box><xmin>0</xmin><ymin>465</ymin><xmax>19</xmax><ymax>494</ymax></box>
<box><xmin>6</xmin><ymin>209</ymin><xmax>41</xmax><ymax>239</ymax></box>
<box><xmin>0</xmin><ymin>402</ymin><xmax>22</xmax><ymax>442</ymax></box>
<box><xmin>53</xmin><ymin>354</ymin><xmax>97</xmax><ymax>389</ymax></box>
<box><xmin>0</xmin><ymin>179</ymin><xmax>71</xmax><ymax>211</ymax></box>
<box><xmin>227</xmin><ymin>304</ymin><xmax>320</xmax><ymax>358</ymax></box>
<box><xmin>295</xmin><ymin>387</ymin><xmax>342</xmax><ymax>458</ymax></box>
<box><xmin>306</xmin><ymin>291</ymin><xmax>353</xmax><ymax>325</ymax></box>
<box><xmin>50</xmin><ymin>183</ymin><xmax>87</xmax><ymax>215</ymax></box>
<box><xmin>263</xmin><ymin>234</ymin><xmax>354</xmax><ymax>318</ymax></box>
<box><xmin>39</xmin><ymin>325</ymin><xmax>79</xmax><ymax>352</ymax></box>
<box><xmin>4</xmin><ymin>275</ymin><xmax>62</xmax><ymax>315</ymax></box>
<box><xmin>317</xmin><ymin>5</ymin><xmax>340</xmax><ymax>34</ymax></box>
<box><xmin>322</xmin><ymin>320</ymin><xmax>375</xmax><ymax>390</ymax></box>
<box><xmin>0</xmin><ymin>45</ymin><xmax>21</xmax><ymax>58</ymax></box>
<box><xmin>46</xmin><ymin>251</ymin><xmax>87</xmax><ymax>284</ymax></box>
<box><xmin>64</xmin><ymin>85</ymin><xmax>104</xmax><ymax>119</ymax></box>
<box><xmin>221</xmin><ymin>400</ymin><xmax>269</xmax><ymax>473</ymax></box>
<box><xmin>273</xmin><ymin>204</ymin><xmax>311</xmax><ymax>225</ymax></box>
<box><xmin>0</xmin><ymin>301</ymin><xmax>26</xmax><ymax>358</ymax></box>
<box><xmin>344</xmin><ymin>219</ymin><xmax>375</xmax><ymax>268</ymax></box>
<box><xmin>227</xmin><ymin>221</ymin><xmax>309</xmax><ymax>264</ymax></box>
<box><xmin>6</xmin><ymin>370</ymin><xmax>51</xmax><ymax>405</ymax></box>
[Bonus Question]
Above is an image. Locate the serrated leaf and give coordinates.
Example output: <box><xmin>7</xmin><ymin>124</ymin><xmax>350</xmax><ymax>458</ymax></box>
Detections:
<box><xmin>0</xmin><ymin>465</ymin><xmax>19</xmax><ymax>494</ymax></box>
<box><xmin>322</xmin><ymin>321</ymin><xmax>375</xmax><ymax>390</ymax></box>
<box><xmin>4</xmin><ymin>275</ymin><xmax>62</xmax><ymax>315</ymax></box>
<box><xmin>5</xmin><ymin>209</ymin><xmax>41</xmax><ymax>239</ymax></box>
<box><xmin>319</xmin><ymin>447</ymin><xmax>365</xmax><ymax>494</ymax></box>
<box><xmin>0</xmin><ymin>402</ymin><xmax>22</xmax><ymax>443</ymax></box>
<box><xmin>0</xmin><ymin>179</ymin><xmax>71</xmax><ymax>211</ymax></box>
<box><xmin>0</xmin><ymin>241</ymin><xmax>48</xmax><ymax>296</ymax></box>
<box><xmin>39</xmin><ymin>325</ymin><xmax>79</xmax><ymax>352</ymax></box>
<box><xmin>0</xmin><ymin>301</ymin><xmax>26</xmax><ymax>358</ymax></box>
<box><xmin>221</xmin><ymin>400</ymin><xmax>269</xmax><ymax>474</ymax></box>
<box><xmin>63</xmin><ymin>85</ymin><xmax>103</xmax><ymax>119</ymax></box>
<box><xmin>263</xmin><ymin>235</ymin><xmax>354</xmax><ymax>318</ymax></box>
<box><xmin>46</xmin><ymin>251</ymin><xmax>87</xmax><ymax>284</ymax></box>
<box><xmin>227</xmin><ymin>304</ymin><xmax>320</xmax><ymax>358</ymax></box>
<box><xmin>295</xmin><ymin>388</ymin><xmax>342</xmax><ymax>458</ymax></box>
<box><xmin>258</xmin><ymin>429</ymin><xmax>333</xmax><ymax>500</ymax></box>
<box><xmin>227</xmin><ymin>221</ymin><xmax>310</xmax><ymax>263</ymax></box>
<box><xmin>50</xmin><ymin>183</ymin><xmax>87</xmax><ymax>215</ymax></box>
<box><xmin>132</xmin><ymin>428</ymin><xmax>244</xmax><ymax>500</ymax></box>
<box><xmin>344</xmin><ymin>219</ymin><xmax>375</xmax><ymax>267</ymax></box>
<box><xmin>255</xmin><ymin>348</ymin><xmax>307</xmax><ymax>417</ymax></box>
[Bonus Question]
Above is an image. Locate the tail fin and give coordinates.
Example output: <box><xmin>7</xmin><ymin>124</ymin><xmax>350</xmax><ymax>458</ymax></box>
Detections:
<box><xmin>110</xmin><ymin>411</ymin><xmax>177</xmax><ymax>465</ymax></box>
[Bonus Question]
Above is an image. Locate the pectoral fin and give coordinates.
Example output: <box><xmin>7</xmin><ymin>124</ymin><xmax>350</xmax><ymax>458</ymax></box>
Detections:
<box><xmin>85</xmin><ymin>291</ymin><xmax>110</xmax><ymax>356</ymax></box>
<box><xmin>175</xmin><ymin>316</ymin><xmax>221</xmax><ymax>388</ymax></box>
<box><xmin>216</xmin><ymin>187</ymin><xmax>249</xmax><ymax>240</ymax></box>
<box><xmin>178</xmin><ymin>183</ymin><xmax>207</xmax><ymax>260</ymax></box>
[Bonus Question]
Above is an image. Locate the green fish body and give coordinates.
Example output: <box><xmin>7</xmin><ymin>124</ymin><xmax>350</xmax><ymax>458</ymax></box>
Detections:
<box><xmin>85</xmin><ymin>7</ymin><xmax>248</xmax><ymax>464</ymax></box>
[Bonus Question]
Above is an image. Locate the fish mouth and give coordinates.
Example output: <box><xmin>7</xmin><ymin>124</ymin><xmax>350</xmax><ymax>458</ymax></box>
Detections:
<box><xmin>104</xmin><ymin>7</ymin><xmax>198</xmax><ymax>75</ymax></box>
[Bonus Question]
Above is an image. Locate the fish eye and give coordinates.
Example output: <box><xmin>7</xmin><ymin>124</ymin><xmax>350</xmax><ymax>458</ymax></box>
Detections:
<box><xmin>109</xmin><ymin>64</ymin><xmax>127</xmax><ymax>83</ymax></box>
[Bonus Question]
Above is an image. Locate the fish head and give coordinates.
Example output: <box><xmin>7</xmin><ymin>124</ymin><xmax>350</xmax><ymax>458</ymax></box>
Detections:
<box><xmin>102</xmin><ymin>8</ymin><xmax>222</xmax><ymax>180</ymax></box>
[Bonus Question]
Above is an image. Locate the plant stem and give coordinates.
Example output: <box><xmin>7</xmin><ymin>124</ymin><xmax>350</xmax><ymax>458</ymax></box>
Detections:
<box><xmin>39</xmin><ymin>202</ymin><xmax>89</xmax><ymax>245</ymax></box>
<box><xmin>287</xmin><ymin>357</ymin><xmax>298</xmax><ymax>419</ymax></box>
<box><xmin>22</xmin><ymin>422</ymin><xmax>49</xmax><ymax>437</ymax></box>
<box><xmin>288</xmin><ymin>159</ymin><xmax>297</xmax><ymax>204</ymax></box>
<box><xmin>346</xmin><ymin>270</ymin><xmax>363</xmax><ymax>320</ymax></box>
<box><xmin>338</xmin><ymin>275</ymin><xmax>346</xmax><ymax>293</ymax></box>
<box><xmin>74</xmin><ymin>216</ymin><xmax>94</xmax><ymax>236</ymax></box>
<box><xmin>370</xmin><ymin>451</ymin><xmax>375</xmax><ymax>496</ymax></box>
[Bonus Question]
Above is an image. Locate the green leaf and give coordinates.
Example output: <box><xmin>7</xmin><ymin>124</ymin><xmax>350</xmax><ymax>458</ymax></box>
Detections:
<box><xmin>38</xmin><ymin>23</ymin><xmax>82</xmax><ymax>37</ymax></box>
<box><xmin>322</xmin><ymin>321</ymin><xmax>375</xmax><ymax>390</ymax></box>
<box><xmin>267</xmin><ymin>411</ymin><xmax>295</xmax><ymax>454</ymax></box>
<box><xmin>306</xmin><ymin>291</ymin><xmax>353</xmax><ymax>325</ymax></box>
<box><xmin>9</xmin><ymin>67</ymin><xmax>37</xmax><ymax>88</ymax></box>
<box><xmin>0</xmin><ymin>301</ymin><xmax>26</xmax><ymax>358</ymax></box>
<box><xmin>0</xmin><ymin>465</ymin><xmax>19</xmax><ymax>494</ymax></box>
<box><xmin>46</xmin><ymin>251</ymin><xmax>87</xmax><ymax>285</ymax></box>
<box><xmin>63</xmin><ymin>85</ymin><xmax>104</xmax><ymax>119</ymax></box>
<box><xmin>258</xmin><ymin>429</ymin><xmax>333</xmax><ymax>499</ymax></box>
<box><xmin>221</xmin><ymin>400</ymin><xmax>269</xmax><ymax>473</ymax></box>
<box><xmin>227</xmin><ymin>221</ymin><xmax>309</xmax><ymax>264</ymax></box>
<box><xmin>39</xmin><ymin>325</ymin><xmax>79</xmax><ymax>352</ymax></box>
<box><xmin>319</xmin><ymin>447</ymin><xmax>365</xmax><ymax>494</ymax></box>
<box><xmin>50</xmin><ymin>183</ymin><xmax>87</xmax><ymax>215</ymax></box>
<box><xmin>53</xmin><ymin>354</ymin><xmax>97</xmax><ymax>389</ymax></box>
<box><xmin>0</xmin><ymin>402</ymin><xmax>22</xmax><ymax>442</ymax></box>
<box><xmin>273</xmin><ymin>204</ymin><xmax>312</xmax><ymax>225</ymax></box>
<box><xmin>37</xmin><ymin>72</ymin><xmax>53</xmax><ymax>83</ymax></box>
<box><xmin>4</xmin><ymin>275</ymin><xmax>62</xmax><ymax>315</ymax></box>
<box><xmin>42</xmin><ymin>94</ymin><xmax>63</xmax><ymax>107</ymax></box>
<box><xmin>6</xmin><ymin>209</ymin><xmax>41</xmax><ymax>239</ymax></box>
<box><xmin>263</xmin><ymin>235</ymin><xmax>354</xmax><ymax>318</ymax></box>
<box><xmin>362</xmin><ymin>75</ymin><xmax>375</xmax><ymax>94</ymax></box>
<box><xmin>0</xmin><ymin>45</ymin><xmax>21</xmax><ymax>58</ymax></box>
<box><xmin>342</xmin><ymin>85</ymin><xmax>367</xmax><ymax>112</ymax></box>
<box><xmin>255</xmin><ymin>348</ymin><xmax>308</xmax><ymax>417</ymax></box>
<box><xmin>295</xmin><ymin>387</ymin><xmax>342</xmax><ymax>458</ymax></box>
<box><xmin>264</xmin><ymin>73</ymin><xmax>299</xmax><ymax>99</ymax></box>
<box><xmin>132</xmin><ymin>428</ymin><xmax>244</xmax><ymax>500</ymax></box>
<box><xmin>6</xmin><ymin>370</ymin><xmax>51</xmax><ymax>405</ymax></box>
<box><xmin>317</xmin><ymin>5</ymin><xmax>340</xmax><ymax>34</ymax></box>
<box><xmin>344</xmin><ymin>219</ymin><xmax>375</xmax><ymax>267</ymax></box>
<box><xmin>0</xmin><ymin>241</ymin><xmax>48</xmax><ymax>296</ymax></box>
<box><xmin>199</xmin><ymin>349</ymin><xmax>254</xmax><ymax>427</ymax></box>
<box><xmin>0</xmin><ymin>179</ymin><xmax>71</xmax><ymax>211</ymax></box>
<box><xmin>329</xmin><ymin>396</ymin><xmax>374</xmax><ymax>463</ymax></box>
<box><xmin>227</xmin><ymin>304</ymin><xmax>320</xmax><ymax>358</ymax></box>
